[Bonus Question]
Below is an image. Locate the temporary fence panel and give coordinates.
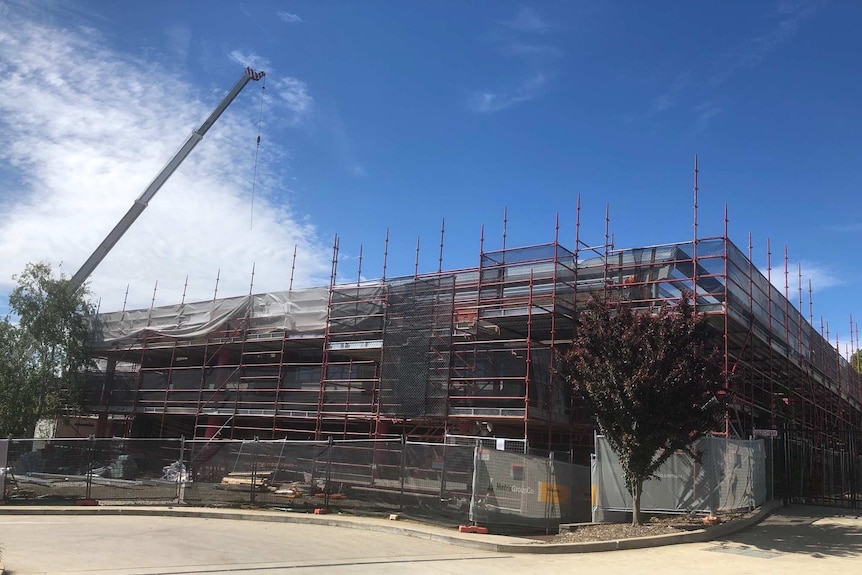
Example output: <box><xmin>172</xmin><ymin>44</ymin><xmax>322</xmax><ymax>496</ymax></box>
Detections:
<box><xmin>593</xmin><ymin>435</ymin><xmax>766</xmax><ymax>518</ymax></box>
<box><xmin>183</xmin><ymin>439</ymin><xmax>331</xmax><ymax>508</ymax></box>
<box><xmin>180</xmin><ymin>438</ymin><xmax>476</xmax><ymax>521</ymax></box>
<box><xmin>2</xmin><ymin>438</ymin><xmax>183</xmax><ymax>503</ymax></box>
<box><xmin>472</xmin><ymin>448</ymin><xmax>591</xmax><ymax>534</ymax></box>
<box><xmin>393</xmin><ymin>441</ymin><xmax>475</xmax><ymax>524</ymax></box>
<box><xmin>2</xmin><ymin>436</ymin><xmax>591</xmax><ymax>533</ymax></box>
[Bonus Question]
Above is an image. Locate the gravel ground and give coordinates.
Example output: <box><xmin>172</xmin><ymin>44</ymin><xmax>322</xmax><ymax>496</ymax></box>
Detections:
<box><xmin>547</xmin><ymin>513</ymin><xmax>739</xmax><ymax>543</ymax></box>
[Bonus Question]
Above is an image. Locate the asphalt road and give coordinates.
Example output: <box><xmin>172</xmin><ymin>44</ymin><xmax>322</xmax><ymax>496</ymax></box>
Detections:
<box><xmin>0</xmin><ymin>505</ymin><xmax>859</xmax><ymax>574</ymax></box>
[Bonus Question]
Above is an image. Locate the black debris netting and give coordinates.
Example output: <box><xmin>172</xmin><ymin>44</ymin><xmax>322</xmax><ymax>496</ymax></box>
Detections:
<box><xmin>379</xmin><ymin>277</ymin><xmax>454</xmax><ymax>418</ymax></box>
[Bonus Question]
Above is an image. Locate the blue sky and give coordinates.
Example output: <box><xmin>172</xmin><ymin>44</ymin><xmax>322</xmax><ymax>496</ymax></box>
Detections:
<box><xmin>0</xmin><ymin>0</ymin><xmax>860</xmax><ymax>352</ymax></box>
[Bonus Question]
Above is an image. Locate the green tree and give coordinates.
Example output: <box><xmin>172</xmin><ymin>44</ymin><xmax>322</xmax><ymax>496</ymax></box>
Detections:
<box><xmin>0</xmin><ymin>262</ymin><xmax>94</xmax><ymax>437</ymax></box>
<box><xmin>851</xmin><ymin>349</ymin><xmax>862</xmax><ymax>375</ymax></box>
<box><xmin>562</xmin><ymin>294</ymin><xmax>725</xmax><ymax>526</ymax></box>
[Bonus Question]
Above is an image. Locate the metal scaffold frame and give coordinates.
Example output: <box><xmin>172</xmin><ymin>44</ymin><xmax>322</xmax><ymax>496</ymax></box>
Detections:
<box><xmin>85</xmin><ymin>197</ymin><xmax>862</xmax><ymax>455</ymax></box>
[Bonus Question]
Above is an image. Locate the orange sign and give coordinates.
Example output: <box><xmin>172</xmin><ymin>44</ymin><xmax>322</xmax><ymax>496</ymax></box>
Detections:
<box><xmin>538</xmin><ymin>482</ymin><xmax>570</xmax><ymax>505</ymax></box>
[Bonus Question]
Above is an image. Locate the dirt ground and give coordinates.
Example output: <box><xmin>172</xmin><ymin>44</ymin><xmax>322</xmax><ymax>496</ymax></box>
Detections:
<box><xmin>546</xmin><ymin>512</ymin><xmax>742</xmax><ymax>543</ymax></box>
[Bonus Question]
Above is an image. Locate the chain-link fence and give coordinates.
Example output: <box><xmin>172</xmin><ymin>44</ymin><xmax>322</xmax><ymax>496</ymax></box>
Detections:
<box><xmin>1</xmin><ymin>437</ymin><xmax>589</xmax><ymax>534</ymax></box>
<box><xmin>0</xmin><ymin>438</ymin><xmax>183</xmax><ymax>503</ymax></box>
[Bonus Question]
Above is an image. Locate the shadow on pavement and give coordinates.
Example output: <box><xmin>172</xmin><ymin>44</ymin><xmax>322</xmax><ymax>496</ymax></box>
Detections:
<box><xmin>721</xmin><ymin>505</ymin><xmax>862</xmax><ymax>559</ymax></box>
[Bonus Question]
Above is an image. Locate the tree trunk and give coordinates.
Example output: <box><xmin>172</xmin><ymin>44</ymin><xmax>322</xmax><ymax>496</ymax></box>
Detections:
<box><xmin>632</xmin><ymin>479</ymin><xmax>642</xmax><ymax>526</ymax></box>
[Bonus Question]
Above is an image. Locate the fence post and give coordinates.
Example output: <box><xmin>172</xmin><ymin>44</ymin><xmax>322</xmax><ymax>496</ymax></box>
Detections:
<box><xmin>468</xmin><ymin>440</ymin><xmax>480</xmax><ymax>526</ymax></box>
<box><xmin>438</xmin><ymin>441</ymin><xmax>447</xmax><ymax>501</ymax></box>
<box><xmin>250</xmin><ymin>436</ymin><xmax>260</xmax><ymax>505</ymax></box>
<box><xmin>398</xmin><ymin>435</ymin><xmax>406</xmax><ymax>511</ymax></box>
<box><xmin>178</xmin><ymin>435</ymin><xmax>186</xmax><ymax>504</ymax></box>
<box><xmin>84</xmin><ymin>435</ymin><xmax>95</xmax><ymax>502</ymax></box>
<box><xmin>325</xmin><ymin>436</ymin><xmax>333</xmax><ymax>509</ymax></box>
<box><xmin>370</xmin><ymin>438</ymin><xmax>378</xmax><ymax>487</ymax></box>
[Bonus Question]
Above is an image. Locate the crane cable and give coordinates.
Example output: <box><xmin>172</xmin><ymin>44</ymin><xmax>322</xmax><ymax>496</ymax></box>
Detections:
<box><xmin>250</xmin><ymin>74</ymin><xmax>266</xmax><ymax>230</ymax></box>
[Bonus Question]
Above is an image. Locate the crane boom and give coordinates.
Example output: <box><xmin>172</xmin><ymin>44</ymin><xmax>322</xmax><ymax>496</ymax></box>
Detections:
<box><xmin>70</xmin><ymin>67</ymin><xmax>266</xmax><ymax>290</ymax></box>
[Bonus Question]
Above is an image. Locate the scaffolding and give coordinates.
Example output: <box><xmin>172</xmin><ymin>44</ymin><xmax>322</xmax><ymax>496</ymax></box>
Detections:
<box><xmin>85</xmin><ymin>208</ymin><xmax>862</xmax><ymax>453</ymax></box>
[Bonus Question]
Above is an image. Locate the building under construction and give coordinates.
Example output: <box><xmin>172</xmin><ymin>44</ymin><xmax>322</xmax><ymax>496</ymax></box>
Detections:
<box><xmin>83</xmin><ymin>213</ymin><xmax>862</xmax><ymax>454</ymax></box>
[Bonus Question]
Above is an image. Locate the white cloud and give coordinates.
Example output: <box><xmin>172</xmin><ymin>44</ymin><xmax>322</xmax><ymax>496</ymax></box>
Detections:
<box><xmin>277</xmin><ymin>11</ymin><xmax>303</xmax><ymax>24</ymax></box>
<box><xmin>164</xmin><ymin>24</ymin><xmax>192</xmax><ymax>63</ymax></box>
<box><xmin>651</xmin><ymin>73</ymin><xmax>691</xmax><ymax>114</ymax></box>
<box><xmin>695</xmin><ymin>101</ymin><xmax>722</xmax><ymax>129</ymax></box>
<box><xmin>799</xmin><ymin>261</ymin><xmax>842</xmax><ymax>291</ymax></box>
<box><xmin>505</xmin><ymin>43</ymin><xmax>561</xmax><ymax>58</ymax></box>
<box><xmin>710</xmin><ymin>0</ymin><xmax>814</xmax><ymax>88</ymax></box>
<box><xmin>469</xmin><ymin>73</ymin><xmax>546</xmax><ymax>113</ymax></box>
<box><xmin>827</xmin><ymin>222</ymin><xmax>862</xmax><ymax>233</ymax></box>
<box><xmin>767</xmin><ymin>259</ymin><xmax>842</xmax><ymax>300</ymax></box>
<box><xmin>0</xmin><ymin>14</ymin><xmax>330</xmax><ymax>312</ymax></box>
<box><xmin>226</xmin><ymin>54</ymin><xmax>315</xmax><ymax>125</ymax></box>
<box><xmin>501</xmin><ymin>6</ymin><xmax>550</xmax><ymax>34</ymax></box>
<box><xmin>228</xmin><ymin>49</ymin><xmax>271</xmax><ymax>72</ymax></box>
<box><xmin>275</xmin><ymin>77</ymin><xmax>314</xmax><ymax>121</ymax></box>
<box><xmin>349</xmin><ymin>163</ymin><xmax>367</xmax><ymax>177</ymax></box>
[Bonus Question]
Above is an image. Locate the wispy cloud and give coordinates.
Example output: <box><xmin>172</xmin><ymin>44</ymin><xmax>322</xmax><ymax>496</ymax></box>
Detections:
<box><xmin>649</xmin><ymin>1</ymin><xmax>815</xmax><ymax>123</ymax></box>
<box><xmin>311</xmin><ymin>108</ymin><xmax>367</xmax><ymax>178</ymax></box>
<box><xmin>277</xmin><ymin>11</ymin><xmax>303</xmax><ymax>24</ymax></box>
<box><xmin>825</xmin><ymin>221</ymin><xmax>862</xmax><ymax>233</ymax></box>
<box><xmin>275</xmin><ymin>77</ymin><xmax>314</xmax><ymax>122</ymax></box>
<box><xmin>504</xmin><ymin>43</ymin><xmax>561</xmax><ymax>58</ymax></box>
<box><xmin>0</xmin><ymin>11</ymin><xmax>330</xmax><ymax>312</ymax></box>
<box><xmin>710</xmin><ymin>0</ymin><xmax>815</xmax><ymax>87</ymax></box>
<box><xmin>469</xmin><ymin>5</ymin><xmax>559</xmax><ymax>113</ymax></box>
<box><xmin>651</xmin><ymin>73</ymin><xmax>691</xmax><ymax>114</ymax></box>
<box><xmin>694</xmin><ymin>101</ymin><xmax>722</xmax><ymax>129</ymax></box>
<box><xmin>501</xmin><ymin>6</ymin><xmax>551</xmax><ymax>34</ymax></box>
<box><xmin>801</xmin><ymin>261</ymin><xmax>842</xmax><ymax>291</ymax></box>
<box><xmin>469</xmin><ymin>73</ymin><xmax>546</xmax><ymax>113</ymax></box>
<box><xmin>228</xmin><ymin>49</ymin><xmax>271</xmax><ymax>72</ymax></box>
<box><xmin>768</xmin><ymin>259</ymin><xmax>842</xmax><ymax>297</ymax></box>
<box><xmin>227</xmin><ymin>52</ymin><xmax>315</xmax><ymax>125</ymax></box>
<box><xmin>164</xmin><ymin>24</ymin><xmax>192</xmax><ymax>64</ymax></box>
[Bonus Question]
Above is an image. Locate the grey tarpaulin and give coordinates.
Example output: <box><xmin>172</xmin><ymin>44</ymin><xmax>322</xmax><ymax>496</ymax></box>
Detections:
<box><xmin>593</xmin><ymin>435</ymin><xmax>766</xmax><ymax>516</ymax></box>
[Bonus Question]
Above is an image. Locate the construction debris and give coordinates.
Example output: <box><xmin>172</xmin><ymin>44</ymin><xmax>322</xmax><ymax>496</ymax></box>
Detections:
<box><xmin>218</xmin><ymin>471</ymin><xmax>273</xmax><ymax>492</ymax></box>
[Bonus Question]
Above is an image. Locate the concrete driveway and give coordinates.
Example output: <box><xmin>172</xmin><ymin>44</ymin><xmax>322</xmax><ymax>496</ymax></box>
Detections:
<box><xmin>0</xmin><ymin>505</ymin><xmax>859</xmax><ymax>574</ymax></box>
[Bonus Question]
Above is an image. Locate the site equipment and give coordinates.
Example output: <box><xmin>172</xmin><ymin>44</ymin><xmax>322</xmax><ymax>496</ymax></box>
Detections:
<box><xmin>69</xmin><ymin>67</ymin><xmax>266</xmax><ymax>290</ymax></box>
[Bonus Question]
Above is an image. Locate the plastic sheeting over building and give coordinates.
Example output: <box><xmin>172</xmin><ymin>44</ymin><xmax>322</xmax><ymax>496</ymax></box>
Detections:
<box><xmin>91</xmin><ymin>286</ymin><xmax>333</xmax><ymax>349</ymax></box>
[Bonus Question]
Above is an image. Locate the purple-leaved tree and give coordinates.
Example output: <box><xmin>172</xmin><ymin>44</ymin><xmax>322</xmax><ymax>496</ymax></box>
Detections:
<box><xmin>562</xmin><ymin>294</ymin><xmax>725</xmax><ymax>526</ymax></box>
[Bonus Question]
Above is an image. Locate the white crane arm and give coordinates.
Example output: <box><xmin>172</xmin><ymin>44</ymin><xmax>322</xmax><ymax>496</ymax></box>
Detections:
<box><xmin>70</xmin><ymin>67</ymin><xmax>265</xmax><ymax>290</ymax></box>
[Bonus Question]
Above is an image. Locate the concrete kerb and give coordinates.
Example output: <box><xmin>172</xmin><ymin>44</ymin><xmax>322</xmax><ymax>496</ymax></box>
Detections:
<box><xmin>0</xmin><ymin>500</ymin><xmax>781</xmax><ymax>555</ymax></box>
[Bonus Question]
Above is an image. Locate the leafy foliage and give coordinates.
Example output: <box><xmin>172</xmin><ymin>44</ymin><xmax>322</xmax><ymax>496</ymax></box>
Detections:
<box><xmin>562</xmin><ymin>294</ymin><xmax>725</xmax><ymax>524</ymax></box>
<box><xmin>0</xmin><ymin>262</ymin><xmax>94</xmax><ymax>437</ymax></box>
